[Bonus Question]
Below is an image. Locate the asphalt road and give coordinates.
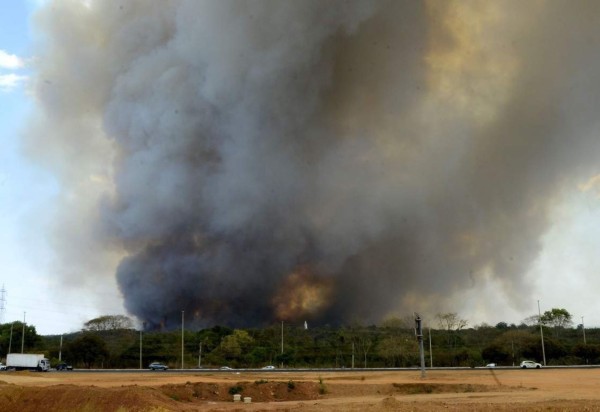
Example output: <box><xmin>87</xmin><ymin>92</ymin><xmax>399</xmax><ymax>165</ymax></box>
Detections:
<box><xmin>47</xmin><ymin>365</ymin><xmax>600</xmax><ymax>373</ymax></box>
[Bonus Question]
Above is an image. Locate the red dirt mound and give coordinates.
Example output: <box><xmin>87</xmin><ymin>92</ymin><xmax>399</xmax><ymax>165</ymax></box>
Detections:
<box><xmin>0</xmin><ymin>380</ymin><xmax>322</xmax><ymax>411</ymax></box>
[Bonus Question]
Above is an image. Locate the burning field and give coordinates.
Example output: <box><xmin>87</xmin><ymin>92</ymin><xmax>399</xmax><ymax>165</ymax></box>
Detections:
<box><xmin>1</xmin><ymin>368</ymin><xmax>600</xmax><ymax>411</ymax></box>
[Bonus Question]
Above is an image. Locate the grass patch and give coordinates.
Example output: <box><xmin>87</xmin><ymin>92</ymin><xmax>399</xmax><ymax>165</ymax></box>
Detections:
<box><xmin>318</xmin><ymin>376</ymin><xmax>328</xmax><ymax>394</ymax></box>
<box><xmin>254</xmin><ymin>379</ymin><xmax>269</xmax><ymax>385</ymax></box>
<box><xmin>228</xmin><ymin>385</ymin><xmax>243</xmax><ymax>395</ymax></box>
<box><xmin>287</xmin><ymin>380</ymin><xmax>296</xmax><ymax>390</ymax></box>
<box><xmin>391</xmin><ymin>383</ymin><xmax>499</xmax><ymax>395</ymax></box>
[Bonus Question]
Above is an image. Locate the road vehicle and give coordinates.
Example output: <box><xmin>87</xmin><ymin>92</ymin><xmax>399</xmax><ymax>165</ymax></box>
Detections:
<box><xmin>0</xmin><ymin>363</ymin><xmax>6</xmax><ymax>370</ymax></box>
<box><xmin>6</xmin><ymin>354</ymin><xmax>51</xmax><ymax>371</ymax></box>
<box><xmin>262</xmin><ymin>365</ymin><xmax>275</xmax><ymax>369</ymax></box>
<box><xmin>149</xmin><ymin>362</ymin><xmax>168</xmax><ymax>370</ymax></box>
<box><xmin>55</xmin><ymin>362</ymin><xmax>73</xmax><ymax>371</ymax></box>
<box><xmin>520</xmin><ymin>360</ymin><xmax>542</xmax><ymax>369</ymax></box>
<box><xmin>485</xmin><ymin>363</ymin><xmax>496</xmax><ymax>368</ymax></box>
<box><xmin>220</xmin><ymin>366</ymin><xmax>232</xmax><ymax>370</ymax></box>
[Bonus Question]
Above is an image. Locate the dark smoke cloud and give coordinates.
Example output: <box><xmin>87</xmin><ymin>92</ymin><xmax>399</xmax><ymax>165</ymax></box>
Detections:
<box><xmin>25</xmin><ymin>1</ymin><xmax>600</xmax><ymax>329</ymax></box>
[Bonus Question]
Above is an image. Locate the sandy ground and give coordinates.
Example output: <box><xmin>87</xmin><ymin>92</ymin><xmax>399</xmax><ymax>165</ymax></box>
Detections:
<box><xmin>1</xmin><ymin>368</ymin><xmax>600</xmax><ymax>411</ymax></box>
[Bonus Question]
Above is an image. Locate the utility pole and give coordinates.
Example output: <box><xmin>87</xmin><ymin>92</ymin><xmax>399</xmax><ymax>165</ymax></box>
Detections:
<box><xmin>181</xmin><ymin>311</ymin><xmax>185</xmax><ymax>369</ymax></box>
<box><xmin>21</xmin><ymin>312</ymin><xmax>26</xmax><ymax>354</ymax></box>
<box><xmin>139</xmin><ymin>328</ymin><xmax>143</xmax><ymax>369</ymax></box>
<box><xmin>59</xmin><ymin>335</ymin><xmax>63</xmax><ymax>361</ymax></box>
<box><xmin>511</xmin><ymin>340</ymin><xmax>515</xmax><ymax>366</ymax></box>
<box><xmin>428</xmin><ymin>327</ymin><xmax>433</xmax><ymax>368</ymax></box>
<box><xmin>280</xmin><ymin>321</ymin><xmax>284</xmax><ymax>369</ymax></box>
<box><xmin>582</xmin><ymin>316</ymin><xmax>586</xmax><ymax>345</ymax></box>
<box><xmin>198</xmin><ymin>342</ymin><xmax>202</xmax><ymax>368</ymax></box>
<box><xmin>537</xmin><ymin>300</ymin><xmax>546</xmax><ymax>366</ymax></box>
<box><xmin>8</xmin><ymin>323</ymin><xmax>13</xmax><ymax>354</ymax></box>
<box><xmin>415</xmin><ymin>313</ymin><xmax>426</xmax><ymax>378</ymax></box>
<box><xmin>351</xmin><ymin>342</ymin><xmax>355</xmax><ymax>369</ymax></box>
<box><xmin>0</xmin><ymin>285</ymin><xmax>6</xmax><ymax>324</ymax></box>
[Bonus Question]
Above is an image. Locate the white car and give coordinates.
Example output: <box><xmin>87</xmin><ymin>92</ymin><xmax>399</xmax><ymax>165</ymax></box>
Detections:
<box><xmin>261</xmin><ymin>365</ymin><xmax>275</xmax><ymax>370</ymax></box>
<box><xmin>520</xmin><ymin>360</ymin><xmax>542</xmax><ymax>369</ymax></box>
<box><xmin>148</xmin><ymin>362</ymin><xmax>168</xmax><ymax>371</ymax></box>
<box><xmin>0</xmin><ymin>363</ymin><xmax>6</xmax><ymax>371</ymax></box>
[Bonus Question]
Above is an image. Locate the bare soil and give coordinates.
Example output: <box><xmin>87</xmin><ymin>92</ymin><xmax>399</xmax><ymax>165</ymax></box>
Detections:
<box><xmin>1</xmin><ymin>368</ymin><xmax>599</xmax><ymax>411</ymax></box>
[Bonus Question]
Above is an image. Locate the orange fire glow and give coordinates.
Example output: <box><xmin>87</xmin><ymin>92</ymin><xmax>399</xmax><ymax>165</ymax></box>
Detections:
<box><xmin>272</xmin><ymin>267</ymin><xmax>334</xmax><ymax>321</ymax></box>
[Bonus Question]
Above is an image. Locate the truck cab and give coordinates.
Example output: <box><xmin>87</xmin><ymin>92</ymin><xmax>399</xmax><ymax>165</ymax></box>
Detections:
<box><xmin>38</xmin><ymin>358</ymin><xmax>50</xmax><ymax>371</ymax></box>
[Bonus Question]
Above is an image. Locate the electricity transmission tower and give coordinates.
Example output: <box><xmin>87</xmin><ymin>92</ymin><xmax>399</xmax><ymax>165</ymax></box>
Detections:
<box><xmin>0</xmin><ymin>285</ymin><xmax>6</xmax><ymax>324</ymax></box>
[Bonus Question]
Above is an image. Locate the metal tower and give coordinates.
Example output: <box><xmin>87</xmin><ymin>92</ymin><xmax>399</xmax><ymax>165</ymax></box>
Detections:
<box><xmin>0</xmin><ymin>284</ymin><xmax>6</xmax><ymax>324</ymax></box>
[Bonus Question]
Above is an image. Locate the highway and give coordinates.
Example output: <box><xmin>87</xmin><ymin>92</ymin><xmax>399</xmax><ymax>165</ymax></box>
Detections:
<box><xmin>46</xmin><ymin>365</ymin><xmax>600</xmax><ymax>373</ymax></box>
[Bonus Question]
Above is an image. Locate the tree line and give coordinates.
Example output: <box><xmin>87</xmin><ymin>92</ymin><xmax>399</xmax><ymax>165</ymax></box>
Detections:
<box><xmin>0</xmin><ymin>309</ymin><xmax>598</xmax><ymax>369</ymax></box>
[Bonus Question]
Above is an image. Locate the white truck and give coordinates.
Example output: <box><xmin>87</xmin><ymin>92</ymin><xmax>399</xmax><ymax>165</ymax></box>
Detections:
<box><xmin>6</xmin><ymin>354</ymin><xmax>51</xmax><ymax>371</ymax></box>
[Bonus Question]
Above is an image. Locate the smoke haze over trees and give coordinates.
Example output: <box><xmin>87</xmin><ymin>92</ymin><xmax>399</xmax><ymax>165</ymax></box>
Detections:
<box><xmin>24</xmin><ymin>1</ymin><xmax>600</xmax><ymax>329</ymax></box>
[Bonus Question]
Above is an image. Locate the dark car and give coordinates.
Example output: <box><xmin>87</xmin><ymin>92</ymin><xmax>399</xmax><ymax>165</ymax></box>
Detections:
<box><xmin>55</xmin><ymin>362</ymin><xmax>73</xmax><ymax>371</ymax></box>
<box><xmin>149</xmin><ymin>362</ymin><xmax>168</xmax><ymax>371</ymax></box>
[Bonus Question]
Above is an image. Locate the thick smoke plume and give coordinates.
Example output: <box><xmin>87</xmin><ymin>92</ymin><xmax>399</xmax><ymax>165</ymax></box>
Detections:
<box><xmin>26</xmin><ymin>1</ymin><xmax>600</xmax><ymax>329</ymax></box>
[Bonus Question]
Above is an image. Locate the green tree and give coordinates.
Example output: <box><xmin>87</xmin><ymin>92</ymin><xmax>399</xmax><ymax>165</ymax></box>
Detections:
<box><xmin>495</xmin><ymin>322</ymin><xmax>509</xmax><ymax>330</ymax></box>
<box><xmin>436</xmin><ymin>313</ymin><xmax>468</xmax><ymax>331</ymax></box>
<box><xmin>342</xmin><ymin>323</ymin><xmax>376</xmax><ymax>368</ymax></box>
<box><xmin>573</xmin><ymin>344</ymin><xmax>600</xmax><ymax>364</ymax></box>
<box><xmin>541</xmin><ymin>308</ymin><xmax>572</xmax><ymax>337</ymax></box>
<box><xmin>481</xmin><ymin>343</ymin><xmax>511</xmax><ymax>364</ymax></box>
<box><xmin>220</xmin><ymin>329</ymin><xmax>254</xmax><ymax>361</ymax></box>
<box><xmin>67</xmin><ymin>333</ymin><xmax>109</xmax><ymax>368</ymax></box>
<box><xmin>83</xmin><ymin>315</ymin><xmax>134</xmax><ymax>331</ymax></box>
<box><xmin>436</xmin><ymin>312</ymin><xmax>468</xmax><ymax>348</ymax></box>
<box><xmin>377</xmin><ymin>317</ymin><xmax>414</xmax><ymax>367</ymax></box>
<box><xmin>377</xmin><ymin>336</ymin><xmax>404</xmax><ymax>366</ymax></box>
<box><xmin>0</xmin><ymin>322</ymin><xmax>41</xmax><ymax>357</ymax></box>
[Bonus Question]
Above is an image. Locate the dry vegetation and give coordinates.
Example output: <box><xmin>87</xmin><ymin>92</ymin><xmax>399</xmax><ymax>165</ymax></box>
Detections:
<box><xmin>0</xmin><ymin>368</ymin><xmax>599</xmax><ymax>411</ymax></box>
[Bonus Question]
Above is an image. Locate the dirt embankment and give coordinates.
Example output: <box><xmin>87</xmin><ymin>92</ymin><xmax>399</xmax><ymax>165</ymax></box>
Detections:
<box><xmin>0</xmin><ymin>379</ymin><xmax>320</xmax><ymax>411</ymax></box>
<box><xmin>1</xmin><ymin>369</ymin><xmax>600</xmax><ymax>411</ymax></box>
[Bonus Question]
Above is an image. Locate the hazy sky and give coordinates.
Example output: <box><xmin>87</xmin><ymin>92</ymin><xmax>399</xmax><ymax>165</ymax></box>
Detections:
<box><xmin>1</xmin><ymin>1</ymin><xmax>126</xmax><ymax>335</ymax></box>
<box><xmin>1</xmin><ymin>1</ymin><xmax>599</xmax><ymax>336</ymax></box>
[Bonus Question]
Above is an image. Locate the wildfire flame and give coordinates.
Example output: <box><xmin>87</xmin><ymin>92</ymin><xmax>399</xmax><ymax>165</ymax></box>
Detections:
<box><xmin>272</xmin><ymin>267</ymin><xmax>334</xmax><ymax>321</ymax></box>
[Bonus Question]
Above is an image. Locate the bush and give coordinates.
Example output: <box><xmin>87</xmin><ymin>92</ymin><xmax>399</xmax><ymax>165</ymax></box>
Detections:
<box><xmin>318</xmin><ymin>377</ymin><xmax>328</xmax><ymax>394</ymax></box>
<box><xmin>228</xmin><ymin>385</ymin><xmax>243</xmax><ymax>395</ymax></box>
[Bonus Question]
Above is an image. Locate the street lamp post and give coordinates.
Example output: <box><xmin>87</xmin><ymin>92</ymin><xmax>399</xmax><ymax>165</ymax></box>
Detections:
<box><xmin>181</xmin><ymin>311</ymin><xmax>185</xmax><ymax>369</ymax></box>
<box><xmin>198</xmin><ymin>342</ymin><xmax>202</xmax><ymax>368</ymax></box>
<box><xmin>21</xmin><ymin>312</ymin><xmax>26</xmax><ymax>354</ymax></box>
<box><xmin>280</xmin><ymin>321</ymin><xmax>284</xmax><ymax>369</ymax></box>
<box><xmin>8</xmin><ymin>323</ymin><xmax>13</xmax><ymax>354</ymax></box>
<box><xmin>582</xmin><ymin>316</ymin><xmax>586</xmax><ymax>345</ymax></box>
<box><xmin>537</xmin><ymin>300</ymin><xmax>546</xmax><ymax>366</ymax></box>
<box><xmin>415</xmin><ymin>313</ymin><xmax>426</xmax><ymax>378</ymax></box>
<box><xmin>428</xmin><ymin>327</ymin><xmax>433</xmax><ymax>368</ymax></box>
<box><xmin>139</xmin><ymin>328</ymin><xmax>143</xmax><ymax>370</ymax></box>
